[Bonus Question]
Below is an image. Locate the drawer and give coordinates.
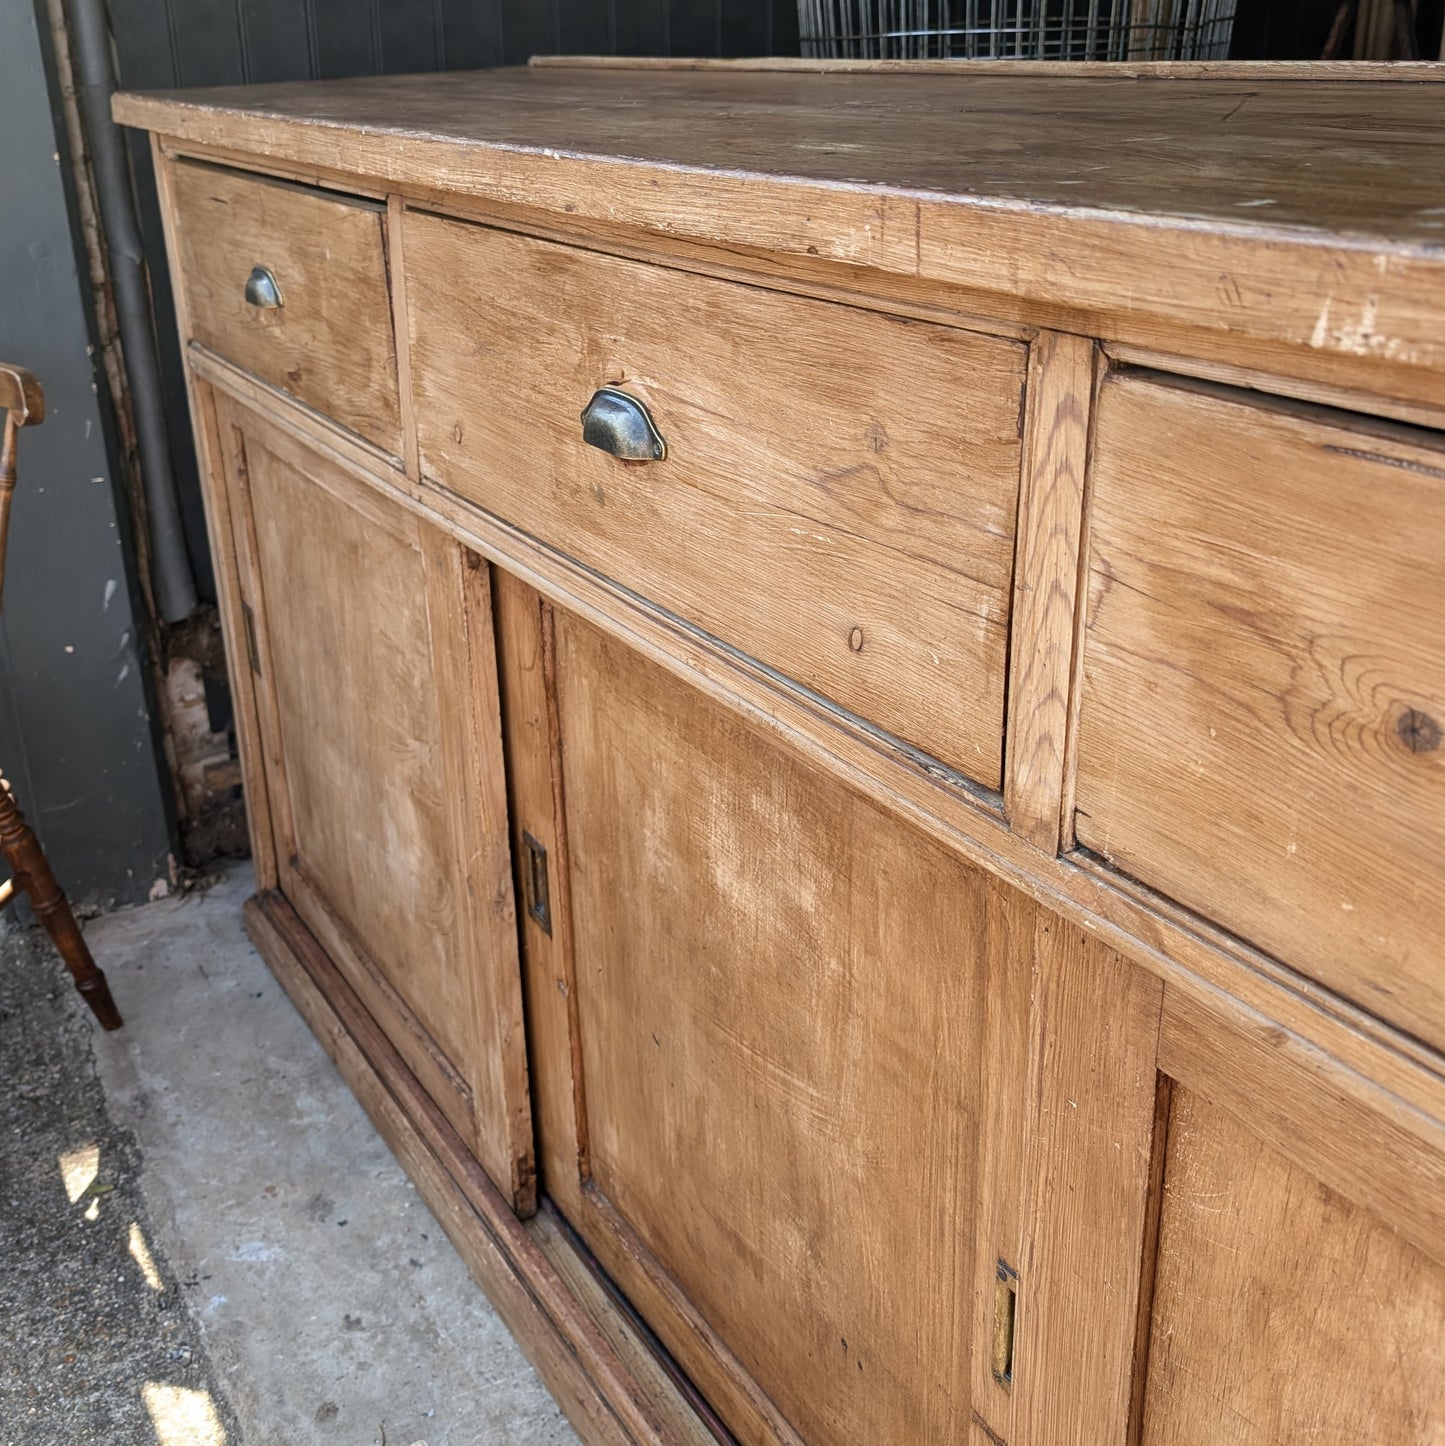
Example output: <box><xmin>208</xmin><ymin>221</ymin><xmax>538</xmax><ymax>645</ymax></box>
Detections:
<box><xmin>404</xmin><ymin>213</ymin><xmax>1026</xmax><ymax>790</ymax></box>
<box><xmin>1076</xmin><ymin>371</ymin><xmax>1445</xmax><ymax>1045</ymax></box>
<box><xmin>167</xmin><ymin>160</ymin><xmax>400</xmax><ymax>454</ymax></box>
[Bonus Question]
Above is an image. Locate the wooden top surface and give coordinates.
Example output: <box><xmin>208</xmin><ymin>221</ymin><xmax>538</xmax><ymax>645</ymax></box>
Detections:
<box><xmin>116</xmin><ymin>62</ymin><xmax>1445</xmax><ymax>393</ymax></box>
<box><xmin>116</xmin><ymin>63</ymin><xmax>1445</xmax><ymax>248</ymax></box>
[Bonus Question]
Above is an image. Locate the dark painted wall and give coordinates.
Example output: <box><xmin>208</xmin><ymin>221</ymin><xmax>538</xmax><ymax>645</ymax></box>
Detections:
<box><xmin>0</xmin><ymin>1</ymin><xmax>174</xmax><ymax>908</ymax></box>
<box><xmin>109</xmin><ymin>0</ymin><xmax>801</xmax><ymax>612</ymax></box>
<box><xmin>110</xmin><ymin>0</ymin><xmax>799</xmax><ymax>80</ymax></box>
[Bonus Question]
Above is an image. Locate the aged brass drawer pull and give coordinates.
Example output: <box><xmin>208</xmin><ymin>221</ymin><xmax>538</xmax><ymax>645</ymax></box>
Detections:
<box><xmin>580</xmin><ymin>387</ymin><xmax>665</xmax><ymax>461</ymax></box>
<box><xmin>244</xmin><ymin>265</ymin><xmax>283</xmax><ymax>309</ymax></box>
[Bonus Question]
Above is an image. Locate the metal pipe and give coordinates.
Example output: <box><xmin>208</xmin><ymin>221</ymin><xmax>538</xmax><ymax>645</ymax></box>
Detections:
<box><xmin>62</xmin><ymin>0</ymin><xmax>197</xmax><ymax>623</ymax></box>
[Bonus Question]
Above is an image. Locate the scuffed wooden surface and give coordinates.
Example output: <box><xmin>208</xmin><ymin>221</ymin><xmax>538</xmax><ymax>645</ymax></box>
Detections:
<box><xmin>119</xmin><ymin>67</ymin><xmax>1445</xmax><ymax>243</ymax></box>
<box><xmin>407</xmin><ymin>212</ymin><xmax>1024</xmax><ymax>790</ymax></box>
<box><xmin>1143</xmin><ymin>1086</ymin><xmax>1445</xmax><ymax>1445</ymax></box>
<box><xmin>116</xmin><ymin>67</ymin><xmax>1445</xmax><ymax>405</ymax></box>
<box><xmin>231</xmin><ymin>410</ymin><xmax>533</xmax><ymax>1207</ymax></box>
<box><xmin>556</xmin><ymin>614</ymin><xmax>989</xmax><ymax>1445</ymax></box>
<box><xmin>169</xmin><ymin>160</ymin><xmax>400</xmax><ymax>454</ymax></box>
<box><xmin>1077</xmin><ymin>371</ymin><xmax>1445</xmax><ymax>1053</ymax></box>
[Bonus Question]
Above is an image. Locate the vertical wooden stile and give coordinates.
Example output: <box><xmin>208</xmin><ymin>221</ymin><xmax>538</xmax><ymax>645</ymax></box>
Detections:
<box><xmin>968</xmin><ymin>882</ymin><xmax>1042</xmax><ymax>1445</ymax></box>
<box><xmin>1012</xmin><ymin>920</ymin><xmax>1164</xmax><ymax>1445</ymax></box>
<box><xmin>538</xmin><ymin>601</ymin><xmax>594</xmax><ymax>1189</ymax></box>
<box><xmin>150</xmin><ymin>137</ymin><xmax>280</xmax><ymax>888</ymax></box>
<box><xmin>422</xmin><ymin>539</ymin><xmax>537</xmax><ymax>1213</ymax></box>
<box><xmin>386</xmin><ymin>193</ymin><xmax>423</xmax><ymax>487</ymax></box>
<box><xmin>493</xmin><ymin>569</ymin><xmax>588</xmax><ymax>1219</ymax></box>
<box><xmin>214</xmin><ymin>399</ymin><xmax>302</xmax><ymax>874</ymax></box>
<box><xmin>1004</xmin><ymin>330</ymin><xmax>1096</xmax><ymax>853</ymax></box>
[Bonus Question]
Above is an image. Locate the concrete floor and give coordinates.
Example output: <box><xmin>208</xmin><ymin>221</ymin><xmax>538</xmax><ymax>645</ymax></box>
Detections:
<box><xmin>2</xmin><ymin>862</ymin><xmax>579</xmax><ymax>1445</ymax></box>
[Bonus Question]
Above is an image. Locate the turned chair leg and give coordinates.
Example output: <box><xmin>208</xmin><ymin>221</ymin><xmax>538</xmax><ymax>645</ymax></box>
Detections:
<box><xmin>0</xmin><ymin>782</ymin><xmax>122</xmax><ymax>1030</ymax></box>
<box><xmin>0</xmin><ymin>371</ymin><xmax>120</xmax><ymax>1029</ymax></box>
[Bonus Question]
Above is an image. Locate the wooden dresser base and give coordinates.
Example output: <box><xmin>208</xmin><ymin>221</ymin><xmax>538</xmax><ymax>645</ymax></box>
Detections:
<box><xmin>120</xmin><ymin>64</ymin><xmax>1445</xmax><ymax>1444</ymax></box>
<box><xmin>244</xmin><ymin>890</ymin><xmax>709</xmax><ymax>1446</ymax></box>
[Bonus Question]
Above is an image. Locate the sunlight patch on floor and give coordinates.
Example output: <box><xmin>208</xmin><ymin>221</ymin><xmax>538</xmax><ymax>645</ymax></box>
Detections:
<box><xmin>143</xmin><ymin>1382</ymin><xmax>227</xmax><ymax>1446</ymax></box>
<box><xmin>58</xmin><ymin>1142</ymin><xmax>99</xmax><ymax>1203</ymax></box>
<box><xmin>129</xmin><ymin>1221</ymin><xmax>164</xmax><ymax>1291</ymax></box>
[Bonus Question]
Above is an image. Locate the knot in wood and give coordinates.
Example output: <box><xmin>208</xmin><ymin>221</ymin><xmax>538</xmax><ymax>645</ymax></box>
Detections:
<box><xmin>1397</xmin><ymin>707</ymin><xmax>1442</xmax><ymax>755</ymax></box>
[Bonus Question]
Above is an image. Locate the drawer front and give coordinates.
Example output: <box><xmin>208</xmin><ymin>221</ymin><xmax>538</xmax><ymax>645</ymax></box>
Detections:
<box><xmin>1077</xmin><ymin>371</ymin><xmax>1445</xmax><ymax>1044</ymax></box>
<box><xmin>168</xmin><ymin>160</ymin><xmax>401</xmax><ymax>454</ymax></box>
<box><xmin>405</xmin><ymin>212</ymin><xmax>1026</xmax><ymax>790</ymax></box>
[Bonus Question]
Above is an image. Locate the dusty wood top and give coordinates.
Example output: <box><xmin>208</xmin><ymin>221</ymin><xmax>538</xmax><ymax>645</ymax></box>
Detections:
<box><xmin>114</xmin><ymin>62</ymin><xmax>1445</xmax><ymax>388</ymax></box>
<box><xmin>114</xmin><ymin>63</ymin><xmax>1445</xmax><ymax>245</ymax></box>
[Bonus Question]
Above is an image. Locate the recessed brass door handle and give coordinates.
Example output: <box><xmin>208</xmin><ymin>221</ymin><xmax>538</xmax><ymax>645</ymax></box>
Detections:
<box><xmin>244</xmin><ymin>265</ymin><xmax>283</xmax><ymax>309</ymax></box>
<box><xmin>580</xmin><ymin>387</ymin><xmax>665</xmax><ymax>461</ymax></box>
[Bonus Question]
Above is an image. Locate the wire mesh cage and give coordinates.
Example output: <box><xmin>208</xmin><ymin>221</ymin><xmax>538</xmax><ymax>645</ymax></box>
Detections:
<box><xmin>797</xmin><ymin>0</ymin><xmax>1237</xmax><ymax>60</ymax></box>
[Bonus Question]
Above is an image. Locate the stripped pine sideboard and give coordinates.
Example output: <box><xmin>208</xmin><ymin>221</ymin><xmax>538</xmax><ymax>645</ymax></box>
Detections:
<box><xmin>116</xmin><ymin>59</ymin><xmax>1445</xmax><ymax>1445</ymax></box>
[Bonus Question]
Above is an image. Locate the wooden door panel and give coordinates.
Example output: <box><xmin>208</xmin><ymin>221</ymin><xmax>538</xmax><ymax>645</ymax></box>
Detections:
<box><xmin>1001</xmin><ymin>927</ymin><xmax>1445</xmax><ymax>1446</ymax></box>
<box><xmin>495</xmin><ymin>578</ymin><xmax>1445</xmax><ymax>1446</ymax></box>
<box><xmin>549</xmin><ymin>612</ymin><xmax>990</xmax><ymax>1446</ymax></box>
<box><xmin>244</xmin><ymin>439</ymin><xmax>462</xmax><ymax>1058</ymax></box>
<box><xmin>1118</xmin><ymin>986</ymin><xmax>1445</xmax><ymax>1446</ymax></box>
<box><xmin>1140</xmin><ymin>1085</ymin><xmax>1445</xmax><ymax>1446</ymax></box>
<box><xmin>220</xmin><ymin>398</ymin><xmax>533</xmax><ymax>1210</ymax></box>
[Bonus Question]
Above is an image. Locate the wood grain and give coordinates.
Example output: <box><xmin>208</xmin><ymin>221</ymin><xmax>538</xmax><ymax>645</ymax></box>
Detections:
<box><xmin>573</xmin><ymin>1190</ymin><xmax>806</xmax><ymax>1446</ymax></box>
<box><xmin>192</xmin><ymin>343</ymin><xmax>1445</xmax><ymax>1147</ymax></box>
<box><xmin>386</xmin><ymin>175</ymin><xmax>1037</xmax><ymax>344</ymax></box>
<box><xmin>1104</xmin><ymin>339</ymin><xmax>1445</xmax><ymax>434</ymax></box>
<box><xmin>182</xmin><ymin>378</ymin><xmax>279</xmax><ymax>890</ymax></box>
<box><xmin>527</xmin><ymin>1205</ymin><xmax>720</xmax><ymax>1446</ymax></box>
<box><xmin>0</xmin><ymin>365</ymin><xmax>42</xmax><ymax>424</ymax></box>
<box><xmin>530</xmin><ymin>53</ymin><xmax>1445</xmax><ymax>78</ymax></box>
<box><xmin>385</xmin><ymin>192</ymin><xmax>420</xmax><ymax>482</ymax></box>
<box><xmin>1005</xmin><ymin>331</ymin><xmax>1097</xmax><ymax>851</ymax></box>
<box><xmin>236</xmin><ymin>410</ymin><xmax>476</xmax><ymax>1136</ymax></box>
<box><xmin>1077</xmin><ymin>370</ymin><xmax>1445</xmax><ymax>1052</ymax></box>
<box><xmin>968</xmin><ymin>878</ymin><xmax>1043</xmax><ymax>1445</ymax></box>
<box><xmin>554</xmin><ymin>611</ymin><xmax>989</xmax><ymax>1445</ymax></box>
<box><xmin>492</xmin><ymin>568</ymin><xmax>584</xmax><ymax>1217</ymax></box>
<box><xmin>222</xmin><ymin>399</ymin><xmax>533</xmax><ymax>1206</ymax></box>
<box><xmin>141</xmin><ymin>64</ymin><xmax>1445</xmax><ymax>1446</ymax></box>
<box><xmin>114</xmin><ymin>68</ymin><xmax>1445</xmax><ymax>405</ymax></box>
<box><xmin>1013</xmin><ymin>918</ymin><xmax>1163</xmax><ymax>1446</ymax></box>
<box><xmin>425</xmin><ymin>538</ymin><xmax>537</xmax><ymax>1215</ymax></box>
<box><xmin>406</xmin><ymin>211</ymin><xmax>1024</xmax><ymax>788</ymax></box>
<box><xmin>168</xmin><ymin>158</ymin><xmax>401</xmax><ymax>452</ymax></box>
<box><xmin>152</xmin><ymin>142</ymin><xmax>279</xmax><ymax>891</ymax></box>
<box><xmin>1160</xmin><ymin>984</ymin><xmax>1445</xmax><ymax>1270</ymax></box>
<box><xmin>162</xmin><ymin>121</ymin><xmax>1445</xmax><ymax>425</ymax></box>
<box><xmin>1141</xmin><ymin>1086</ymin><xmax>1445</xmax><ymax>1445</ymax></box>
<box><xmin>188</xmin><ymin>342</ymin><xmax>412</xmax><ymax>499</ymax></box>
<box><xmin>115</xmin><ymin>68</ymin><xmax>1445</xmax><ymax>247</ymax></box>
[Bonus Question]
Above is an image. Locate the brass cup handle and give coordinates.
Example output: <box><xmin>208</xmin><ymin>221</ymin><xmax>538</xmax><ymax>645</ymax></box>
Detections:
<box><xmin>244</xmin><ymin>266</ymin><xmax>283</xmax><ymax>309</ymax></box>
<box><xmin>580</xmin><ymin>387</ymin><xmax>665</xmax><ymax>461</ymax></box>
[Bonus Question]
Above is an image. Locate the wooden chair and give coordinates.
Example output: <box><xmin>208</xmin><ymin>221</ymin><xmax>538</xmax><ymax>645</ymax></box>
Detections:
<box><xmin>0</xmin><ymin>364</ymin><xmax>122</xmax><ymax>1030</ymax></box>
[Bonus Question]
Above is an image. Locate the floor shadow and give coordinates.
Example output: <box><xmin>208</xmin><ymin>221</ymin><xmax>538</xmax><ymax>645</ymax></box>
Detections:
<box><xmin>0</xmin><ymin>922</ymin><xmax>240</xmax><ymax>1445</ymax></box>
